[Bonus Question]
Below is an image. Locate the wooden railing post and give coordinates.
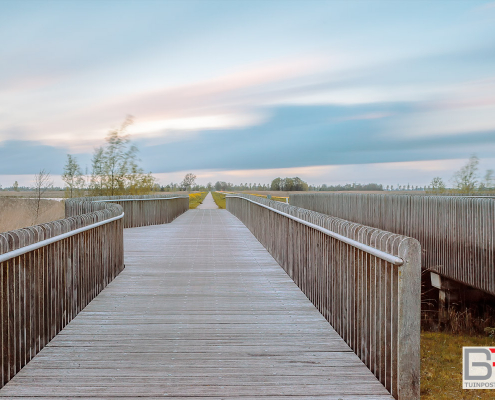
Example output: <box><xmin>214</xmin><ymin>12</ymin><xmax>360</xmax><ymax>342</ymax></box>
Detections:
<box><xmin>397</xmin><ymin>237</ymin><xmax>421</xmax><ymax>399</ymax></box>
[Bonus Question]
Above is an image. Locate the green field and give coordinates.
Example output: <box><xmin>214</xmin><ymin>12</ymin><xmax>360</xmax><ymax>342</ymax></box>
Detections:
<box><xmin>421</xmin><ymin>331</ymin><xmax>494</xmax><ymax>399</ymax></box>
<box><xmin>212</xmin><ymin>192</ymin><xmax>226</xmax><ymax>209</ymax></box>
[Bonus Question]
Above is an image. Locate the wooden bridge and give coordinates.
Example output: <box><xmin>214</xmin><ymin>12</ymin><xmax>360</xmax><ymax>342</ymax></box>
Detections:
<box><xmin>0</xmin><ymin>193</ymin><xmax>420</xmax><ymax>399</ymax></box>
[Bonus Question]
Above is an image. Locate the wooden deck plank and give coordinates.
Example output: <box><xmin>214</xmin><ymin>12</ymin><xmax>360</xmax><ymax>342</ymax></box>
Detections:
<box><xmin>0</xmin><ymin>209</ymin><xmax>393</xmax><ymax>399</ymax></box>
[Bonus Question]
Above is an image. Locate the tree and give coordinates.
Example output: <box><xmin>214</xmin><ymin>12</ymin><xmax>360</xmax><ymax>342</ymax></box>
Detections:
<box><xmin>31</xmin><ymin>169</ymin><xmax>53</xmax><ymax>224</ymax></box>
<box><xmin>89</xmin><ymin>116</ymin><xmax>155</xmax><ymax>196</ymax></box>
<box><xmin>90</xmin><ymin>147</ymin><xmax>105</xmax><ymax>195</ymax></box>
<box><xmin>271</xmin><ymin>177</ymin><xmax>308</xmax><ymax>191</ymax></box>
<box><xmin>180</xmin><ymin>173</ymin><xmax>196</xmax><ymax>191</ymax></box>
<box><xmin>103</xmin><ymin>116</ymin><xmax>136</xmax><ymax>195</ymax></box>
<box><xmin>62</xmin><ymin>154</ymin><xmax>85</xmax><ymax>198</ymax></box>
<box><xmin>452</xmin><ymin>155</ymin><xmax>479</xmax><ymax>194</ymax></box>
<box><xmin>429</xmin><ymin>177</ymin><xmax>446</xmax><ymax>194</ymax></box>
<box><xmin>13</xmin><ymin>181</ymin><xmax>19</xmax><ymax>191</ymax></box>
<box><xmin>292</xmin><ymin>177</ymin><xmax>308</xmax><ymax>191</ymax></box>
<box><xmin>480</xmin><ymin>169</ymin><xmax>494</xmax><ymax>191</ymax></box>
<box><xmin>271</xmin><ymin>177</ymin><xmax>281</xmax><ymax>191</ymax></box>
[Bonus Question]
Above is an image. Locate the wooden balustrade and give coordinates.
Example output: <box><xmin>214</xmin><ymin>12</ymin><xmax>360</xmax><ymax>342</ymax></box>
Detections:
<box><xmin>227</xmin><ymin>194</ymin><xmax>421</xmax><ymax>400</ymax></box>
<box><xmin>66</xmin><ymin>194</ymin><xmax>189</xmax><ymax>228</ymax></box>
<box><xmin>0</xmin><ymin>194</ymin><xmax>189</xmax><ymax>388</ymax></box>
<box><xmin>290</xmin><ymin>193</ymin><xmax>495</xmax><ymax>295</ymax></box>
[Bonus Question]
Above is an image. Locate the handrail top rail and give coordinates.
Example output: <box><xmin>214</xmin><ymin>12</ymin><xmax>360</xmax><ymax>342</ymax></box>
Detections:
<box><xmin>290</xmin><ymin>192</ymin><xmax>495</xmax><ymax>200</ymax></box>
<box><xmin>226</xmin><ymin>195</ymin><xmax>404</xmax><ymax>266</ymax></box>
<box><xmin>0</xmin><ymin>212</ymin><xmax>125</xmax><ymax>264</ymax></box>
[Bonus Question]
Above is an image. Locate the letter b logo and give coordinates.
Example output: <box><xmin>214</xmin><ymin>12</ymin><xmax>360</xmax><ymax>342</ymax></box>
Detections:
<box><xmin>463</xmin><ymin>347</ymin><xmax>495</xmax><ymax>389</ymax></box>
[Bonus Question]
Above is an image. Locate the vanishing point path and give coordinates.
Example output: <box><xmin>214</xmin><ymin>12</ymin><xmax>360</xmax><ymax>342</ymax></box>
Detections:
<box><xmin>0</xmin><ymin>207</ymin><xmax>393</xmax><ymax>399</ymax></box>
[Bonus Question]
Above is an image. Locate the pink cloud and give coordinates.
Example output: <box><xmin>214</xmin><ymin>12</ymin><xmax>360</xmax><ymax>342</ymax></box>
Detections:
<box><xmin>8</xmin><ymin>56</ymin><xmax>328</xmax><ymax>151</ymax></box>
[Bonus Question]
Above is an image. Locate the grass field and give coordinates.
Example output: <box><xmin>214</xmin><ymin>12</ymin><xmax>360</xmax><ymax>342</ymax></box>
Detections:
<box><xmin>0</xmin><ymin>198</ymin><xmax>65</xmax><ymax>232</ymax></box>
<box><xmin>0</xmin><ymin>190</ymin><xmax>65</xmax><ymax>198</ymax></box>
<box><xmin>421</xmin><ymin>331</ymin><xmax>494</xmax><ymax>399</ymax></box>
<box><xmin>212</xmin><ymin>192</ymin><xmax>226</xmax><ymax>209</ymax></box>
<box><xmin>189</xmin><ymin>192</ymin><xmax>207</xmax><ymax>209</ymax></box>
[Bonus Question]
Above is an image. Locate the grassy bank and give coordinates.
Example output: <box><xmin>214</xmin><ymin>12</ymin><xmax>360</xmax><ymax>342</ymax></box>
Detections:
<box><xmin>0</xmin><ymin>198</ymin><xmax>65</xmax><ymax>232</ymax></box>
<box><xmin>189</xmin><ymin>192</ymin><xmax>207</xmax><ymax>209</ymax></box>
<box><xmin>212</xmin><ymin>192</ymin><xmax>226</xmax><ymax>209</ymax></box>
<box><xmin>421</xmin><ymin>331</ymin><xmax>494</xmax><ymax>399</ymax></box>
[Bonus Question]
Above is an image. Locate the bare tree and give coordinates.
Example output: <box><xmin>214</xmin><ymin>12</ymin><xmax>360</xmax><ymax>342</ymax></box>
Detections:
<box><xmin>31</xmin><ymin>169</ymin><xmax>53</xmax><ymax>224</ymax></box>
<box><xmin>452</xmin><ymin>155</ymin><xmax>479</xmax><ymax>194</ymax></box>
<box><xmin>62</xmin><ymin>154</ymin><xmax>85</xmax><ymax>198</ymax></box>
<box><xmin>480</xmin><ymin>169</ymin><xmax>494</xmax><ymax>191</ymax></box>
<box><xmin>180</xmin><ymin>173</ymin><xmax>196</xmax><ymax>191</ymax></box>
<box><xmin>428</xmin><ymin>177</ymin><xmax>446</xmax><ymax>194</ymax></box>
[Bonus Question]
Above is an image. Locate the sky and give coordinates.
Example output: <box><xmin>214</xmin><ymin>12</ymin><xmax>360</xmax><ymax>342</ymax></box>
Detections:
<box><xmin>1</xmin><ymin>0</ymin><xmax>495</xmax><ymax>188</ymax></box>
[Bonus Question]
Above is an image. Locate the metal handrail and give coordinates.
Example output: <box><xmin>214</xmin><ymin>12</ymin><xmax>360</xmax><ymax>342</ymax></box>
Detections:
<box><xmin>0</xmin><ymin>212</ymin><xmax>125</xmax><ymax>264</ymax></box>
<box><xmin>226</xmin><ymin>195</ymin><xmax>404</xmax><ymax>266</ymax></box>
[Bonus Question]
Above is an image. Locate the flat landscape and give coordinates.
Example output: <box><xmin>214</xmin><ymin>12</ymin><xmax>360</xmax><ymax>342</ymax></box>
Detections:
<box><xmin>0</xmin><ymin>198</ymin><xmax>64</xmax><ymax>232</ymax></box>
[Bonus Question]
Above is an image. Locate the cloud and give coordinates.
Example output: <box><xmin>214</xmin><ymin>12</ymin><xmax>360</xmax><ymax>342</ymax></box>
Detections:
<box><xmin>133</xmin><ymin>104</ymin><xmax>495</xmax><ymax>173</ymax></box>
<box><xmin>0</xmin><ymin>55</ymin><xmax>328</xmax><ymax>152</ymax></box>
<box><xmin>381</xmin><ymin>77</ymin><xmax>495</xmax><ymax>138</ymax></box>
<box><xmin>3</xmin><ymin>40</ymin><xmax>494</xmax><ymax>156</ymax></box>
<box><xmin>475</xmin><ymin>1</ymin><xmax>495</xmax><ymax>10</ymax></box>
<box><xmin>0</xmin><ymin>140</ymin><xmax>70</xmax><ymax>174</ymax></box>
<box><xmin>4</xmin><ymin>103</ymin><xmax>495</xmax><ymax>178</ymax></box>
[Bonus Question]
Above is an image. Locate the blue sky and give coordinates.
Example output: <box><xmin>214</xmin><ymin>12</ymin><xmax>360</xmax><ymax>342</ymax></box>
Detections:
<box><xmin>1</xmin><ymin>0</ymin><xmax>495</xmax><ymax>187</ymax></box>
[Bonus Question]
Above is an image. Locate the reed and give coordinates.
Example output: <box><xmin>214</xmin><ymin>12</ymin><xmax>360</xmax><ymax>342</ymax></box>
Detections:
<box><xmin>0</xmin><ymin>198</ymin><xmax>64</xmax><ymax>233</ymax></box>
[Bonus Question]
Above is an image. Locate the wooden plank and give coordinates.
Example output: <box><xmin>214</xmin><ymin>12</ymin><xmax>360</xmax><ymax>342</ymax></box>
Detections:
<box><xmin>0</xmin><ymin>209</ymin><xmax>393</xmax><ymax>399</ymax></box>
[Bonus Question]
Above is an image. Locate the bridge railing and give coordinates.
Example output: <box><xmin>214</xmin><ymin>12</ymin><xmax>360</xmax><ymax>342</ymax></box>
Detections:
<box><xmin>227</xmin><ymin>194</ymin><xmax>420</xmax><ymax>400</ymax></box>
<box><xmin>0</xmin><ymin>194</ymin><xmax>189</xmax><ymax>388</ymax></box>
<box><xmin>66</xmin><ymin>194</ymin><xmax>189</xmax><ymax>228</ymax></box>
<box><xmin>290</xmin><ymin>193</ymin><xmax>495</xmax><ymax>295</ymax></box>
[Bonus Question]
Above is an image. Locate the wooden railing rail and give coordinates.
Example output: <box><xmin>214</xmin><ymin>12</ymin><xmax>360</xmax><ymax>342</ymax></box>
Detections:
<box><xmin>0</xmin><ymin>194</ymin><xmax>189</xmax><ymax>388</ymax></box>
<box><xmin>226</xmin><ymin>194</ymin><xmax>421</xmax><ymax>400</ymax></box>
<box><xmin>290</xmin><ymin>193</ymin><xmax>495</xmax><ymax>295</ymax></box>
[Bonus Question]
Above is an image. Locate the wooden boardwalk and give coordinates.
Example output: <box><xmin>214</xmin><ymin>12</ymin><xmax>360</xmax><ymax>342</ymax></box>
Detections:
<box><xmin>0</xmin><ymin>209</ymin><xmax>393</xmax><ymax>399</ymax></box>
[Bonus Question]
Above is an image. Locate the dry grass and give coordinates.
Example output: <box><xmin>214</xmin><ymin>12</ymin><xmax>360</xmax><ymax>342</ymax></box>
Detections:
<box><xmin>421</xmin><ymin>331</ymin><xmax>495</xmax><ymax>399</ymax></box>
<box><xmin>0</xmin><ymin>198</ymin><xmax>65</xmax><ymax>232</ymax></box>
<box><xmin>0</xmin><ymin>190</ymin><xmax>65</xmax><ymax>198</ymax></box>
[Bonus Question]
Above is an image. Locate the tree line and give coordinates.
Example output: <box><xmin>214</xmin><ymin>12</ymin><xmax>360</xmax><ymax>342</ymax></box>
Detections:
<box><xmin>428</xmin><ymin>155</ymin><xmax>494</xmax><ymax>194</ymax></box>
